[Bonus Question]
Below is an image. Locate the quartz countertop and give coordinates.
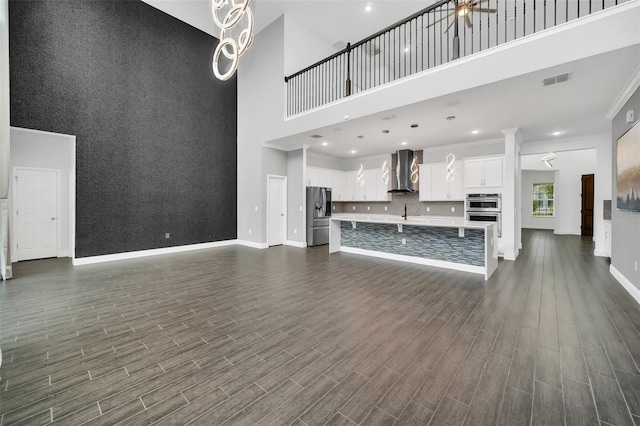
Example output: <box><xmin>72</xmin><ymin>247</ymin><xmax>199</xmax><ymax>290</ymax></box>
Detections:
<box><xmin>330</xmin><ymin>213</ymin><xmax>495</xmax><ymax>229</ymax></box>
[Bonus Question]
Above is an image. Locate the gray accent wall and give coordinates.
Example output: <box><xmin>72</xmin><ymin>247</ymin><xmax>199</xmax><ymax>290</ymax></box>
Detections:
<box><xmin>9</xmin><ymin>0</ymin><xmax>237</xmax><ymax>257</ymax></box>
<box><xmin>611</xmin><ymin>86</ymin><xmax>640</xmax><ymax>290</ymax></box>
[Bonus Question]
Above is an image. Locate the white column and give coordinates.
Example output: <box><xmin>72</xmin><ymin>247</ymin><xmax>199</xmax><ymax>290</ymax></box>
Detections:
<box><xmin>0</xmin><ymin>0</ymin><xmax>11</xmax><ymax>279</ymax></box>
<box><xmin>501</xmin><ymin>128</ymin><xmax>522</xmax><ymax>261</ymax></box>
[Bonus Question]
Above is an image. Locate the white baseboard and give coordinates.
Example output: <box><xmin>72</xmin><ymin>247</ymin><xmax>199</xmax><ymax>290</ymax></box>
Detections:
<box><xmin>236</xmin><ymin>240</ymin><xmax>269</xmax><ymax>249</ymax></box>
<box><xmin>58</xmin><ymin>250</ymin><xmax>70</xmax><ymax>258</ymax></box>
<box><xmin>610</xmin><ymin>264</ymin><xmax>640</xmax><ymax>305</ymax></box>
<box><xmin>340</xmin><ymin>246</ymin><xmax>485</xmax><ymax>276</ymax></box>
<box><xmin>503</xmin><ymin>250</ymin><xmax>519</xmax><ymax>261</ymax></box>
<box><xmin>285</xmin><ymin>240</ymin><xmax>306</xmax><ymax>248</ymax></box>
<box><xmin>554</xmin><ymin>229</ymin><xmax>580</xmax><ymax>235</ymax></box>
<box><xmin>593</xmin><ymin>250</ymin><xmax>610</xmax><ymax>258</ymax></box>
<box><xmin>73</xmin><ymin>240</ymin><xmax>238</xmax><ymax>266</ymax></box>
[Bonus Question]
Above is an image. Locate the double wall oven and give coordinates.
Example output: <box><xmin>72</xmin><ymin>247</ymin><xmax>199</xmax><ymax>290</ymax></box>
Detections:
<box><xmin>466</xmin><ymin>193</ymin><xmax>502</xmax><ymax>237</ymax></box>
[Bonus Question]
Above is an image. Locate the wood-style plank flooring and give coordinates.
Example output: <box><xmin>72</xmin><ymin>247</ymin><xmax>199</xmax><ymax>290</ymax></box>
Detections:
<box><xmin>1</xmin><ymin>229</ymin><xmax>639</xmax><ymax>425</ymax></box>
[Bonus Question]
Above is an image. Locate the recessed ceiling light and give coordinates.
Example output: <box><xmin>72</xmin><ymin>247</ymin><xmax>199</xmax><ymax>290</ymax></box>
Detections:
<box><xmin>350</xmin><ymin>150</ymin><xmax>356</xmax><ymax>154</ymax></box>
<box><xmin>357</xmin><ymin>135</ymin><xmax>364</xmax><ymax>139</ymax></box>
<box><xmin>410</xmin><ymin>124</ymin><xmax>418</xmax><ymax>128</ymax></box>
<box><xmin>471</xmin><ymin>130</ymin><xmax>480</xmax><ymax>134</ymax></box>
<box><xmin>365</xmin><ymin>4</ymin><xmax>372</xmax><ymax>12</ymax></box>
<box><xmin>382</xmin><ymin>130</ymin><xmax>389</xmax><ymax>134</ymax></box>
<box><xmin>446</xmin><ymin>116</ymin><xmax>456</xmax><ymax>121</ymax></box>
<box><xmin>401</xmin><ymin>142</ymin><xmax>408</xmax><ymax>146</ymax></box>
<box><xmin>322</xmin><ymin>141</ymin><xmax>328</xmax><ymax>146</ymax></box>
<box><xmin>552</xmin><ymin>130</ymin><xmax>563</xmax><ymax>136</ymax></box>
<box><xmin>344</xmin><ymin>115</ymin><xmax>349</xmax><ymax>120</ymax></box>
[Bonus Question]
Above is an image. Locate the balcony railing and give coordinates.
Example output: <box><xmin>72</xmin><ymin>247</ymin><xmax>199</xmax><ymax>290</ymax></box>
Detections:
<box><xmin>284</xmin><ymin>0</ymin><xmax>626</xmax><ymax>117</ymax></box>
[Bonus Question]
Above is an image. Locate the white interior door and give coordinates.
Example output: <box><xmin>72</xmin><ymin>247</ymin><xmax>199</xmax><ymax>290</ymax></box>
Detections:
<box><xmin>16</xmin><ymin>168</ymin><xmax>59</xmax><ymax>261</ymax></box>
<box><xmin>267</xmin><ymin>176</ymin><xmax>286</xmax><ymax>246</ymax></box>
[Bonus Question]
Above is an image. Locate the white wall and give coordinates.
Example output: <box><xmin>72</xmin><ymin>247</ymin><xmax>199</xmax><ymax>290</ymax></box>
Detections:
<box><xmin>521</xmin><ymin>170</ymin><xmax>556</xmax><ymax>230</ymax></box>
<box><xmin>284</xmin><ymin>15</ymin><xmax>337</xmax><ymax>76</ymax></box>
<box><xmin>521</xmin><ymin>148</ymin><xmax>598</xmax><ymax>235</ymax></box>
<box><xmin>0</xmin><ymin>0</ymin><xmax>9</xmax><ymax>279</ymax></box>
<box><xmin>421</xmin><ymin>139</ymin><xmax>505</xmax><ymax>163</ymax></box>
<box><xmin>286</xmin><ymin>149</ymin><xmax>305</xmax><ymax>245</ymax></box>
<box><xmin>237</xmin><ymin>16</ymin><xmax>286</xmax><ymax>246</ymax></box>
<box><xmin>9</xmin><ymin>127</ymin><xmax>75</xmax><ymax>260</ymax></box>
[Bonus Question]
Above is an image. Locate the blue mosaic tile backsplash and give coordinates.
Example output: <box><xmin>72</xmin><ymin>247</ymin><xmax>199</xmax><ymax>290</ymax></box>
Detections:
<box><xmin>341</xmin><ymin>222</ymin><xmax>485</xmax><ymax>266</ymax></box>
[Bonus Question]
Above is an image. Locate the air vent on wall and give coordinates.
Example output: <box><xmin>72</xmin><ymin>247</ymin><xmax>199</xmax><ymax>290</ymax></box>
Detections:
<box><xmin>542</xmin><ymin>72</ymin><xmax>571</xmax><ymax>86</ymax></box>
<box><xmin>310</xmin><ymin>134</ymin><xmax>323</xmax><ymax>139</ymax></box>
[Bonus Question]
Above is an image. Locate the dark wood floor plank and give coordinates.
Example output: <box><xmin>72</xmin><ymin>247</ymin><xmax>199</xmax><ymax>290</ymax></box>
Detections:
<box><xmin>1</xmin><ymin>230</ymin><xmax>639</xmax><ymax>426</ymax></box>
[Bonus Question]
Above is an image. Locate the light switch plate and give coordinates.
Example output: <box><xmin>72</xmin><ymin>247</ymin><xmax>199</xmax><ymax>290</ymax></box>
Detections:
<box><xmin>451</xmin><ymin>207</ymin><xmax>456</xmax><ymax>212</ymax></box>
<box><xmin>426</xmin><ymin>207</ymin><xmax>430</xmax><ymax>212</ymax></box>
<box><xmin>384</xmin><ymin>206</ymin><xmax>388</xmax><ymax>211</ymax></box>
<box><xmin>352</xmin><ymin>206</ymin><xmax>356</xmax><ymax>210</ymax></box>
<box><xmin>627</xmin><ymin>109</ymin><xmax>635</xmax><ymax>123</ymax></box>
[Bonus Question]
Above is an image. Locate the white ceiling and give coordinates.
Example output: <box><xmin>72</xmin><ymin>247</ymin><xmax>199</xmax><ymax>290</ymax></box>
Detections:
<box><xmin>143</xmin><ymin>0</ymin><xmax>638</xmax><ymax>159</ymax></box>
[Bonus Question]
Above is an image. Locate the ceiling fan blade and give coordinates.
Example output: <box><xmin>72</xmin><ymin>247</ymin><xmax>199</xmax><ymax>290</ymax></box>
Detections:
<box><xmin>444</xmin><ymin>18</ymin><xmax>456</xmax><ymax>33</ymax></box>
<box><xmin>425</xmin><ymin>12</ymin><xmax>454</xmax><ymax>28</ymax></box>
<box><xmin>465</xmin><ymin>14</ymin><xmax>472</xmax><ymax>28</ymax></box>
<box><xmin>471</xmin><ymin>6</ymin><xmax>498</xmax><ymax>13</ymax></box>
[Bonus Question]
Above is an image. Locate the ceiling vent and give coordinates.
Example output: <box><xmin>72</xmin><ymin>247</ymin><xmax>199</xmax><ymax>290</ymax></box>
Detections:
<box><xmin>309</xmin><ymin>134</ymin><xmax>323</xmax><ymax>139</ymax></box>
<box><xmin>542</xmin><ymin>72</ymin><xmax>571</xmax><ymax>86</ymax></box>
<box><xmin>379</xmin><ymin>114</ymin><xmax>397</xmax><ymax>121</ymax></box>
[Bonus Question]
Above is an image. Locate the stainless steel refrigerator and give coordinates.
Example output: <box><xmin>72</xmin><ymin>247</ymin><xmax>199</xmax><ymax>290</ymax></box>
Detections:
<box><xmin>306</xmin><ymin>186</ymin><xmax>332</xmax><ymax>246</ymax></box>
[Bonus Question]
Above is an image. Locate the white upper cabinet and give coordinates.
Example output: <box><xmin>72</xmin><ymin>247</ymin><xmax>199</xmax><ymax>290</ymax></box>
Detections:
<box><xmin>307</xmin><ymin>166</ymin><xmax>390</xmax><ymax>202</ymax></box>
<box><xmin>418</xmin><ymin>164</ymin><xmax>432</xmax><ymax>201</ymax></box>
<box><xmin>464</xmin><ymin>157</ymin><xmax>503</xmax><ymax>190</ymax></box>
<box><xmin>331</xmin><ymin>170</ymin><xmax>346</xmax><ymax>201</ymax></box>
<box><xmin>419</xmin><ymin>161</ymin><xmax>464</xmax><ymax>201</ymax></box>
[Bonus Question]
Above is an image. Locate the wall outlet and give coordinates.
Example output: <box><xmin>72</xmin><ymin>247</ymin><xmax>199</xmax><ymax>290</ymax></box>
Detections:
<box><xmin>248</xmin><ymin>229</ymin><xmax>252</xmax><ymax>235</ymax></box>
<box><xmin>333</xmin><ymin>206</ymin><xmax>335</xmax><ymax>210</ymax></box>
<box><xmin>299</xmin><ymin>206</ymin><xmax>303</xmax><ymax>211</ymax></box>
<box><xmin>401</xmin><ymin>238</ymin><xmax>406</xmax><ymax>245</ymax></box>
<box><xmin>254</xmin><ymin>206</ymin><xmax>258</xmax><ymax>212</ymax></box>
<box><xmin>165</xmin><ymin>233</ymin><xmax>170</xmax><ymax>239</ymax></box>
<box><xmin>458</xmin><ymin>228</ymin><xmax>464</xmax><ymax>237</ymax></box>
<box><xmin>451</xmin><ymin>207</ymin><xmax>456</xmax><ymax>212</ymax></box>
<box><xmin>352</xmin><ymin>206</ymin><xmax>356</xmax><ymax>210</ymax></box>
<box><xmin>635</xmin><ymin>261</ymin><xmax>638</xmax><ymax>272</ymax></box>
<box><xmin>294</xmin><ymin>228</ymin><xmax>297</xmax><ymax>234</ymax></box>
<box><xmin>384</xmin><ymin>206</ymin><xmax>388</xmax><ymax>211</ymax></box>
<box><xmin>426</xmin><ymin>206</ymin><xmax>430</xmax><ymax>212</ymax></box>
<box><xmin>367</xmin><ymin>206</ymin><xmax>370</xmax><ymax>211</ymax></box>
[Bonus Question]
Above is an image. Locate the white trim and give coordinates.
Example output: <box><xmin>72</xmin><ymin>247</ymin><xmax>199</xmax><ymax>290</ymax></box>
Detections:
<box><xmin>610</xmin><ymin>264</ymin><xmax>640</xmax><ymax>305</ymax></box>
<box><xmin>285</xmin><ymin>240</ymin><xmax>306</xmax><ymax>248</ymax></box>
<box><xmin>9</xmin><ymin>126</ymin><xmax>75</xmax><ymax>138</ymax></box>
<box><xmin>340</xmin><ymin>246</ymin><xmax>485</xmax><ymax>276</ymax></box>
<box><xmin>420</xmin><ymin>137</ymin><xmax>504</xmax><ymax>153</ymax></box>
<box><xmin>606</xmin><ymin>65</ymin><xmax>640</xmax><ymax>120</ymax></box>
<box><xmin>73</xmin><ymin>240</ymin><xmax>238</xmax><ymax>265</ymax></box>
<box><xmin>13</xmin><ymin>166</ymin><xmax>61</xmax><ymax>261</ymax></box>
<box><xmin>267</xmin><ymin>175</ymin><xmax>287</xmax><ymax>247</ymax></box>
<box><xmin>58</xmin><ymin>250</ymin><xmax>69</xmax><ymax>257</ymax></box>
<box><xmin>236</xmin><ymin>240</ymin><xmax>269</xmax><ymax>249</ymax></box>
<box><xmin>594</xmin><ymin>250</ymin><xmax>609</xmax><ymax>258</ymax></box>
<box><xmin>503</xmin><ymin>251</ymin><xmax>519</xmax><ymax>261</ymax></box>
<box><xmin>554</xmin><ymin>229</ymin><xmax>581</xmax><ymax>235</ymax></box>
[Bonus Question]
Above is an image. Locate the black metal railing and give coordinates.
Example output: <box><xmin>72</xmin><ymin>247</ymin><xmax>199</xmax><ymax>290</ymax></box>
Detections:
<box><xmin>284</xmin><ymin>0</ymin><xmax>626</xmax><ymax>116</ymax></box>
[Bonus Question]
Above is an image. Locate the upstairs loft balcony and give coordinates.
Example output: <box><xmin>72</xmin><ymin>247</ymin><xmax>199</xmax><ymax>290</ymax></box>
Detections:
<box><xmin>284</xmin><ymin>0</ymin><xmax>631</xmax><ymax>117</ymax></box>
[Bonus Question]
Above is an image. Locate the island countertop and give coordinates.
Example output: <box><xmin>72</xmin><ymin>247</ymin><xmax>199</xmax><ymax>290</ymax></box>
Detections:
<box><xmin>329</xmin><ymin>213</ymin><xmax>498</xmax><ymax>280</ymax></box>
<box><xmin>330</xmin><ymin>213</ymin><xmax>494</xmax><ymax>229</ymax></box>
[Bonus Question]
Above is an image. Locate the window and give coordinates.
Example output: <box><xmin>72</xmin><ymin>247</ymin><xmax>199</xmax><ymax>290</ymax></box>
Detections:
<box><xmin>533</xmin><ymin>183</ymin><xmax>554</xmax><ymax>216</ymax></box>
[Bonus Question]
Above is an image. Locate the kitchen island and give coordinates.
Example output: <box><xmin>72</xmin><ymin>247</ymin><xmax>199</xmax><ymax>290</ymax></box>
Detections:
<box><xmin>330</xmin><ymin>214</ymin><xmax>498</xmax><ymax>280</ymax></box>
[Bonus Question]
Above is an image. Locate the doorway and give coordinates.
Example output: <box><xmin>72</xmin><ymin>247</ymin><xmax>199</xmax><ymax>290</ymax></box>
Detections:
<box><xmin>581</xmin><ymin>173</ymin><xmax>594</xmax><ymax>237</ymax></box>
<box><xmin>267</xmin><ymin>175</ymin><xmax>287</xmax><ymax>247</ymax></box>
<box><xmin>14</xmin><ymin>167</ymin><xmax>60</xmax><ymax>261</ymax></box>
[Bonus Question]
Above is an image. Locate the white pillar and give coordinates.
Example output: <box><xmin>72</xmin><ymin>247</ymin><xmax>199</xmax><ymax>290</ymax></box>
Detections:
<box><xmin>0</xmin><ymin>0</ymin><xmax>12</xmax><ymax>279</ymax></box>
<box><xmin>501</xmin><ymin>128</ymin><xmax>522</xmax><ymax>261</ymax></box>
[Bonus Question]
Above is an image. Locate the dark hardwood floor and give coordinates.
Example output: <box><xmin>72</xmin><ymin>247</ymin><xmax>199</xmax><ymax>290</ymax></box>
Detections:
<box><xmin>1</xmin><ymin>229</ymin><xmax>639</xmax><ymax>425</ymax></box>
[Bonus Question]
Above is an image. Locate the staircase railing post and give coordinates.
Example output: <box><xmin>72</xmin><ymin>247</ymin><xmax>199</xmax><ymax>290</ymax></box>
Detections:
<box><xmin>345</xmin><ymin>43</ymin><xmax>352</xmax><ymax>97</ymax></box>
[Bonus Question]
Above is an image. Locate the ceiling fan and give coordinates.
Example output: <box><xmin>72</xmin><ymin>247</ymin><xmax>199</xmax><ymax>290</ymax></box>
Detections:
<box><xmin>428</xmin><ymin>0</ymin><xmax>498</xmax><ymax>33</ymax></box>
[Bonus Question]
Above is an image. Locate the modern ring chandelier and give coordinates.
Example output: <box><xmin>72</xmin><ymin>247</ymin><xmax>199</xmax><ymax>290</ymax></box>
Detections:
<box><xmin>211</xmin><ymin>0</ymin><xmax>254</xmax><ymax>81</ymax></box>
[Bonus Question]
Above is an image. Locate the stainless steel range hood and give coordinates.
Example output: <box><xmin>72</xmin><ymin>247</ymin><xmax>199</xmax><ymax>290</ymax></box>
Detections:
<box><xmin>388</xmin><ymin>149</ymin><xmax>416</xmax><ymax>194</ymax></box>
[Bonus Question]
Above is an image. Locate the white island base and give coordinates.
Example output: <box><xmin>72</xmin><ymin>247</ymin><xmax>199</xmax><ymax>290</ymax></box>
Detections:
<box><xmin>330</xmin><ymin>215</ymin><xmax>498</xmax><ymax>280</ymax></box>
